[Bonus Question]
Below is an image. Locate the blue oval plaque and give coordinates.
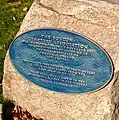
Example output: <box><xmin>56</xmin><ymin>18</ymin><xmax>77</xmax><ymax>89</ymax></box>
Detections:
<box><xmin>9</xmin><ymin>28</ymin><xmax>113</xmax><ymax>93</ymax></box>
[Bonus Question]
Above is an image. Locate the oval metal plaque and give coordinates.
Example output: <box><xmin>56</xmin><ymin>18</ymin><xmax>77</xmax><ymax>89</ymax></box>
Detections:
<box><xmin>9</xmin><ymin>28</ymin><xmax>113</xmax><ymax>93</ymax></box>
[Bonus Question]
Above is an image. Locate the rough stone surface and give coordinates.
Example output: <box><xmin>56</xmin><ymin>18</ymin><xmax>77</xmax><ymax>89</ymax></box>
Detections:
<box><xmin>3</xmin><ymin>0</ymin><xmax>119</xmax><ymax>120</ymax></box>
<box><xmin>0</xmin><ymin>104</ymin><xmax>2</xmax><ymax>120</ymax></box>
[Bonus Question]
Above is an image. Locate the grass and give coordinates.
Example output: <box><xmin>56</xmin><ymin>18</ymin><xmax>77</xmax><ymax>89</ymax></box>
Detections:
<box><xmin>0</xmin><ymin>0</ymin><xmax>33</xmax><ymax>83</ymax></box>
<box><xmin>0</xmin><ymin>85</ymin><xmax>3</xmax><ymax>103</ymax></box>
<box><xmin>0</xmin><ymin>0</ymin><xmax>33</xmax><ymax>103</ymax></box>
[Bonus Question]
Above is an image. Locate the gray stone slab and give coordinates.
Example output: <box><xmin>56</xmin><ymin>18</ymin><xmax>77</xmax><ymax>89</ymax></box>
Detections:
<box><xmin>3</xmin><ymin>0</ymin><xmax>119</xmax><ymax>120</ymax></box>
<box><xmin>91</xmin><ymin>0</ymin><xmax>119</xmax><ymax>5</ymax></box>
<box><xmin>102</xmin><ymin>0</ymin><xmax>119</xmax><ymax>5</ymax></box>
<box><xmin>0</xmin><ymin>104</ymin><xmax>2</xmax><ymax>120</ymax></box>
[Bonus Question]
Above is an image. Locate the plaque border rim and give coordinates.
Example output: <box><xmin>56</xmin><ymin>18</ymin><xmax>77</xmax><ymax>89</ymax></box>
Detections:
<box><xmin>8</xmin><ymin>27</ymin><xmax>114</xmax><ymax>94</ymax></box>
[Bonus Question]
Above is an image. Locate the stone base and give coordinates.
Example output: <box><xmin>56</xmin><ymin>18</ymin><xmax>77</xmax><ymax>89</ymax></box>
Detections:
<box><xmin>3</xmin><ymin>0</ymin><xmax>119</xmax><ymax>120</ymax></box>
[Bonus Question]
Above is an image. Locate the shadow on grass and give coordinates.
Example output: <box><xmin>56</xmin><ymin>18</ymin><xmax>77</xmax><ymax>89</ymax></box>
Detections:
<box><xmin>1</xmin><ymin>99</ymin><xmax>44</xmax><ymax>120</ymax></box>
<box><xmin>2</xmin><ymin>99</ymin><xmax>15</xmax><ymax>120</ymax></box>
